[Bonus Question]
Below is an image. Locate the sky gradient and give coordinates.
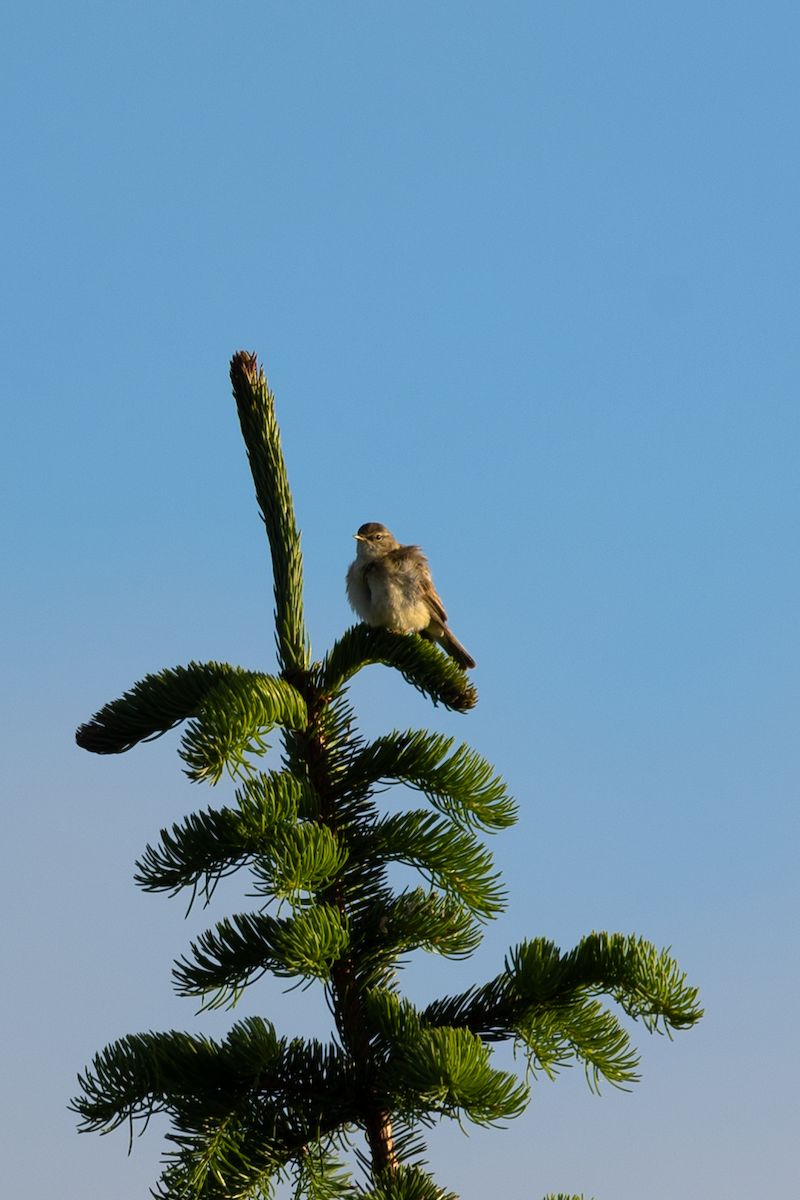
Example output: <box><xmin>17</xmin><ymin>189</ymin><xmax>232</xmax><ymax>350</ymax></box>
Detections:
<box><xmin>1</xmin><ymin>3</ymin><xmax>798</xmax><ymax>1197</ymax></box>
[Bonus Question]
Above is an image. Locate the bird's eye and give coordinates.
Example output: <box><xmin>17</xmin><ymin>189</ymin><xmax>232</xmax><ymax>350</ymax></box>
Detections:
<box><xmin>375</xmin><ymin>534</ymin><xmax>382</xmax><ymax>541</ymax></box>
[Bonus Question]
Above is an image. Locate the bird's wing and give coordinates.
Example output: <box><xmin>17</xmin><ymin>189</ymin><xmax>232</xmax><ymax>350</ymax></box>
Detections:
<box><xmin>387</xmin><ymin>545</ymin><xmax>450</xmax><ymax>625</ymax></box>
<box><xmin>420</xmin><ymin>575</ymin><xmax>449</xmax><ymax>626</ymax></box>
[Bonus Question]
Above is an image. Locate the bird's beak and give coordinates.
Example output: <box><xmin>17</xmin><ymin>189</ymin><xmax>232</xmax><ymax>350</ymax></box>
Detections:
<box><xmin>353</xmin><ymin>534</ymin><xmax>364</xmax><ymax>541</ymax></box>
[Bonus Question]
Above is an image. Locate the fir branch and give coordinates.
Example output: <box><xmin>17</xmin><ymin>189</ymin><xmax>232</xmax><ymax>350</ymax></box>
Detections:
<box><xmin>179</xmin><ymin>674</ymin><xmax>308</xmax><ymax>784</ymax></box>
<box><xmin>76</xmin><ymin>662</ymin><xmax>271</xmax><ymax>755</ymax></box>
<box><xmin>136</xmin><ymin>804</ymin><xmax>251</xmax><ymax>900</ymax></box>
<box><xmin>72</xmin><ymin>1020</ymin><xmax>359</xmax><ymax>1162</ymax></box>
<box><xmin>424</xmin><ymin>934</ymin><xmax>702</xmax><ymax>1039</ymax></box>
<box><xmin>72</xmin><ymin>1025</ymin><xmax>275</xmax><ymax>1133</ymax></box>
<box><xmin>319</xmin><ymin>626</ymin><xmax>477</xmax><ymax>714</ymax></box>
<box><xmin>509</xmin><ymin>934</ymin><xmax>703</xmax><ymax>1034</ymax></box>
<box><xmin>366</xmin><ymin>993</ymin><xmax>528</xmax><ymax>1126</ymax></box>
<box><xmin>135</xmin><ymin>771</ymin><xmax>317</xmax><ymax>900</ymax></box>
<box><xmin>421</xmin><ymin>933</ymin><xmax>702</xmax><ymax>1091</ymax></box>
<box><xmin>345</xmin><ymin>729</ymin><xmax>517</xmax><ymax>831</ymax></box>
<box><xmin>382</xmin><ymin>1023</ymin><xmax>528</xmax><ymax>1125</ymax></box>
<box><xmin>289</xmin><ymin>1147</ymin><xmax>355</xmax><ymax>1200</ymax></box>
<box><xmin>541</xmin><ymin>1195</ymin><xmax>590</xmax><ymax>1200</ymax></box>
<box><xmin>174</xmin><ymin>905</ymin><xmax>351</xmax><ymax>1006</ymax></box>
<box><xmin>365</xmin><ymin>810</ymin><xmax>505</xmax><ymax>920</ymax></box>
<box><xmin>249</xmin><ymin>823</ymin><xmax>350</xmax><ymax>903</ymax></box>
<box><xmin>151</xmin><ymin>1033</ymin><xmax>359</xmax><ymax>1200</ymax></box>
<box><xmin>360</xmin><ymin>1165</ymin><xmax>459</xmax><ymax>1200</ymax></box>
<box><xmin>230</xmin><ymin>352</ymin><xmax>309</xmax><ymax>676</ymax></box>
<box><xmin>514</xmin><ymin>997</ymin><xmax>640</xmax><ymax>1091</ymax></box>
<box><xmin>368</xmin><ymin>888</ymin><xmax>482</xmax><ymax>961</ymax></box>
<box><xmin>154</xmin><ymin>1123</ymin><xmax>288</xmax><ymax>1200</ymax></box>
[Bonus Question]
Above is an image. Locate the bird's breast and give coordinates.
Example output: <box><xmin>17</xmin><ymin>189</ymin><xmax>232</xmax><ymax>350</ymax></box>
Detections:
<box><xmin>348</xmin><ymin>560</ymin><xmax>430</xmax><ymax>632</ymax></box>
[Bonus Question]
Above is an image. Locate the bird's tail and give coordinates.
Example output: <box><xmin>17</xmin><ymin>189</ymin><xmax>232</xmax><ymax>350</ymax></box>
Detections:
<box><xmin>437</xmin><ymin>627</ymin><xmax>476</xmax><ymax>671</ymax></box>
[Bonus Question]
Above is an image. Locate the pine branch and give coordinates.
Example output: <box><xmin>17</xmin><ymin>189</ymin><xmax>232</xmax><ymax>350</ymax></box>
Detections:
<box><xmin>319</xmin><ymin>626</ymin><xmax>477</xmax><ymax>714</ymax></box>
<box><xmin>230</xmin><ymin>352</ymin><xmax>309</xmax><ymax>676</ymax></box>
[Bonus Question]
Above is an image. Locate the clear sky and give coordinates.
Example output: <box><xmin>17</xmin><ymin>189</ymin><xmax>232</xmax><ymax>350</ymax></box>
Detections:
<box><xmin>1</xmin><ymin>3</ymin><xmax>798</xmax><ymax>1197</ymax></box>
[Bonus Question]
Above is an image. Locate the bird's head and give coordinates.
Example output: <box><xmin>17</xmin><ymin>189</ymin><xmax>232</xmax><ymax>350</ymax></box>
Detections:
<box><xmin>353</xmin><ymin>522</ymin><xmax>398</xmax><ymax>559</ymax></box>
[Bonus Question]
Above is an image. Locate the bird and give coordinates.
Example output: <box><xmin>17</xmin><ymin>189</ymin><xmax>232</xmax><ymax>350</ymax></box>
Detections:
<box><xmin>346</xmin><ymin>522</ymin><xmax>476</xmax><ymax>670</ymax></box>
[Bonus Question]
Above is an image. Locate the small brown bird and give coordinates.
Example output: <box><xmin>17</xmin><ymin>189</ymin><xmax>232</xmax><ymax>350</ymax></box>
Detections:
<box><xmin>346</xmin><ymin>522</ymin><xmax>476</xmax><ymax>670</ymax></box>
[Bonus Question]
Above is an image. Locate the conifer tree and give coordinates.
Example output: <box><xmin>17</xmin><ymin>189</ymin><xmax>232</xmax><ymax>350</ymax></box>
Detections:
<box><xmin>73</xmin><ymin>352</ymin><xmax>702</xmax><ymax>1200</ymax></box>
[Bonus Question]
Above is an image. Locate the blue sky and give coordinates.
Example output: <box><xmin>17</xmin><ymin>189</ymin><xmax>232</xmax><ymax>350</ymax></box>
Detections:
<box><xmin>1</xmin><ymin>3</ymin><xmax>798</xmax><ymax>1197</ymax></box>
